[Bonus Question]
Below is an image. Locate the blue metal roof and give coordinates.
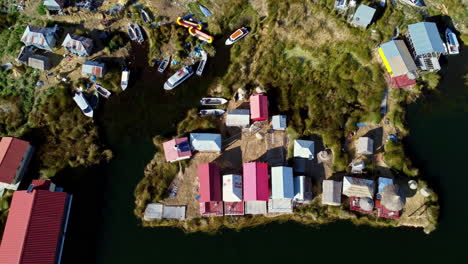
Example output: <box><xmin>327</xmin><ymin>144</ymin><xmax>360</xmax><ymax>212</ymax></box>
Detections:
<box><xmin>408</xmin><ymin>22</ymin><xmax>445</xmax><ymax>55</ymax></box>
<box><xmin>381</xmin><ymin>41</ymin><xmax>400</xmax><ymax>59</ymax></box>
<box><xmin>352</xmin><ymin>5</ymin><xmax>376</xmax><ymax>28</ymax></box>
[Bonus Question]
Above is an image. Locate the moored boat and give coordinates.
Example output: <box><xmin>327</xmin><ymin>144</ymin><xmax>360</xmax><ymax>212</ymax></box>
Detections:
<box><xmin>133</xmin><ymin>23</ymin><xmax>144</xmax><ymax>43</ymax></box>
<box><xmin>199</xmin><ymin>109</ymin><xmax>225</xmax><ymax>116</ymax></box>
<box><xmin>200</xmin><ymin>97</ymin><xmax>228</xmax><ymax>106</ymax></box>
<box><xmin>141</xmin><ymin>9</ymin><xmax>152</xmax><ymax>23</ymax></box>
<box><xmin>127</xmin><ymin>24</ymin><xmax>137</xmax><ymax>41</ymax></box>
<box><xmin>90</xmin><ymin>90</ymin><xmax>99</xmax><ymax>110</ymax></box>
<box><xmin>176</xmin><ymin>17</ymin><xmax>202</xmax><ymax>30</ymax></box>
<box><xmin>445</xmin><ymin>28</ymin><xmax>460</xmax><ymax>55</ymax></box>
<box><xmin>121</xmin><ymin>69</ymin><xmax>130</xmax><ymax>90</ymax></box>
<box><xmin>163</xmin><ymin>66</ymin><xmax>194</xmax><ymax>90</ymax></box>
<box><xmin>95</xmin><ymin>84</ymin><xmax>112</xmax><ymax>98</ymax></box>
<box><xmin>158</xmin><ymin>56</ymin><xmax>170</xmax><ymax>73</ymax></box>
<box><xmin>225</xmin><ymin>27</ymin><xmax>249</xmax><ymax>45</ymax></box>
<box><xmin>73</xmin><ymin>92</ymin><xmax>94</xmax><ymax>118</ymax></box>
<box><xmin>399</xmin><ymin>0</ymin><xmax>425</xmax><ymax>7</ymax></box>
<box><xmin>196</xmin><ymin>51</ymin><xmax>207</xmax><ymax>76</ymax></box>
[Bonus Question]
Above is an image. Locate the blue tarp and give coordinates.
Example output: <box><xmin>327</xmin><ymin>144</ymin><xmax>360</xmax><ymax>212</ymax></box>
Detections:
<box><xmin>356</xmin><ymin>123</ymin><xmax>367</xmax><ymax>127</ymax></box>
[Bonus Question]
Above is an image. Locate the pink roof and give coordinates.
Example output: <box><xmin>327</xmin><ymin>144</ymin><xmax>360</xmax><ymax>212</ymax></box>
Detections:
<box><xmin>0</xmin><ymin>188</ymin><xmax>68</xmax><ymax>264</ymax></box>
<box><xmin>197</xmin><ymin>163</ymin><xmax>221</xmax><ymax>202</ymax></box>
<box><xmin>243</xmin><ymin>162</ymin><xmax>269</xmax><ymax>201</ymax></box>
<box><xmin>250</xmin><ymin>94</ymin><xmax>268</xmax><ymax>121</ymax></box>
<box><xmin>162</xmin><ymin>137</ymin><xmax>192</xmax><ymax>162</ymax></box>
<box><xmin>0</xmin><ymin>137</ymin><xmax>30</xmax><ymax>184</ymax></box>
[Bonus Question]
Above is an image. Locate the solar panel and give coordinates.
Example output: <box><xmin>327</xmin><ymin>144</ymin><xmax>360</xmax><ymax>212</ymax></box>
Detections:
<box><xmin>26</xmin><ymin>184</ymin><xmax>34</xmax><ymax>193</ymax></box>
<box><xmin>176</xmin><ymin>141</ymin><xmax>191</xmax><ymax>152</ymax></box>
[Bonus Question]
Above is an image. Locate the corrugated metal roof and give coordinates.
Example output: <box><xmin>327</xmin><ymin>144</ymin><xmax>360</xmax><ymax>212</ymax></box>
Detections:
<box><xmin>357</xmin><ymin>137</ymin><xmax>374</xmax><ymax>155</ymax></box>
<box><xmin>408</xmin><ymin>22</ymin><xmax>445</xmax><ymax>55</ymax></box>
<box><xmin>271</xmin><ymin>166</ymin><xmax>294</xmax><ymax>199</ymax></box>
<box><xmin>222</xmin><ymin>174</ymin><xmax>242</xmax><ymax>202</ymax></box>
<box><xmin>62</xmin><ymin>34</ymin><xmax>93</xmax><ymax>56</ymax></box>
<box><xmin>163</xmin><ymin>137</ymin><xmax>192</xmax><ymax>162</ymax></box>
<box><xmin>0</xmin><ymin>189</ymin><xmax>68</xmax><ymax>264</ymax></box>
<box><xmin>0</xmin><ymin>137</ymin><xmax>30</xmax><ymax>184</ymax></box>
<box><xmin>197</xmin><ymin>163</ymin><xmax>221</xmax><ymax>202</ymax></box>
<box><xmin>144</xmin><ymin>203</ymin><xmax>163</xmax><ymax>220</ymax></box>
<box><xmin>28</xmin><ymin>55</ymin><xmax>49</xmax><ymax>71</ymax></box>
<box><xmin>243</xmin><ymin>162</ymin><xmax>269</xmax><ymax>201</ymax></box>
<box><xmin>245</xmin><ymin>201</ymin><xmax>267</xmax><ymax>214</ymax></box>
<box><xmin>351</xmin><ymin>5</ymin><xmax>376</xmax><ymax>28</ymax></box>
<box><xmin>226</xmin><ymin>109</ymin><xmax>250</xmax><ymax>127</ymax></box>
<box><xmin>294</xmin><ymin>139</ymin><xmax>314</xmax><ymax>159</ymax></box>
<box><xmin>20</xmin><ymin>26</ymin><xmax>56</xmax><ymax>50</ymax></box>
<box><xmin>190</xmin><ymin>133</ymin><xmax>221</xmax><ymax>152</ymax></box>
<box><xmin>82</xmin><ymin>61</ymin><xmax>105</xmax><ymax>78</ymax></box>
<box><xmin>250</xmin><ymin>94</ymin><xmax>268</xmax><ymax>121</ymax></box>
<box><xmin>343</xmin><ymin>176</ymin><xmax>375</xmax><ymax>198</ymax></box>
<box><xmin>272</xmin><ymin>115</ymin><xmax>287</xmax><ymax>130</ymax></box>
<box><xmin>322</xmin><ymin>180</ymin><xmax>342</xmax><ymax>206</ymax></box>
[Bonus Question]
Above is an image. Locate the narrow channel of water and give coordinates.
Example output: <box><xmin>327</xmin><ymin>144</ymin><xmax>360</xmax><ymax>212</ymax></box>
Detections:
<box><xmin>54</xmin><ymin>44</ymin><xmax>467</xmax><ymax>263</ymax></box>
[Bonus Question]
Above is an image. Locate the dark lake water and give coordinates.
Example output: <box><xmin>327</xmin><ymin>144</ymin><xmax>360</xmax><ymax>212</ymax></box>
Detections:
<box><xmin>54</xmin><ymin>44</ymin><xmax>468</xmax><ymax>263</ymax></box>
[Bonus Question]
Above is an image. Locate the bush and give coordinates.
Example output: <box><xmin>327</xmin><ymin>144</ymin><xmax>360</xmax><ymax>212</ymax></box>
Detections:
<box><xmin>37</xmin><ymin>4</ymin><xmax>46</xmax><ymax>16</ymax></box>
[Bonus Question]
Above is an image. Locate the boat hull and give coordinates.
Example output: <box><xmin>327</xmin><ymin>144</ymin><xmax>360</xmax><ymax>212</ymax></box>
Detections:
<box><xmin>200</xmin><ymin>98</ymin><xmax>228</xmax><ymax>106</ymax></box>
<box><xmin>225</xmin><ymin>27</ymin><xmax>249</xmax><ymax>45</ymax></box>
<box><xmin>164</xmin><ymin>67</ymin><xmax>194</xmax><ymax>90</ymax></box>
<box><xmin>121</xmin><ymin>70</ymin><xmax>130</xmax><ymax>90</ymax></box>
<box><xmin>158</xmin><ymin>58</ymin><xmax>170</xmax><ymax>73</ymax></box>
<box><xmin>199</xmin><ymin>109</ymin><xmax>225</xmax><ymax>116</ymax></box>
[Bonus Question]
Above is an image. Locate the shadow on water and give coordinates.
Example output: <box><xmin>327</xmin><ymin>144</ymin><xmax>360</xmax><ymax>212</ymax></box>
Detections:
<box><xmin>54</xmin><ymin>39</ymin><xmax>468</xmax><ymax>263</ymax></box>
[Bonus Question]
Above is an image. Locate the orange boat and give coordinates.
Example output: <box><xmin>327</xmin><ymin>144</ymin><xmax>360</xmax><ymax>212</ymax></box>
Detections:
<box><xmin>225</xmin><ymin>27</ymin><xmax>249</xmax><ymax>45</ymax></box>
<box><xmin>188</xmin><ymin>27</ymin><xmax>213</xmax><ymax>43</ymax></box>
<box><xmin>176</xmin><ymin>17</ymin><xmax>202</xmax><ymax>30</ymax></box>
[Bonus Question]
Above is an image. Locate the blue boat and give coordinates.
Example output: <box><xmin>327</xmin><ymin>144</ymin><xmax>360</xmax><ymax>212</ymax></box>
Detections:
<box><xmin>199</xmin><ymin>5</ymin><xmax>212</xmax><ymax>17</ymax></box>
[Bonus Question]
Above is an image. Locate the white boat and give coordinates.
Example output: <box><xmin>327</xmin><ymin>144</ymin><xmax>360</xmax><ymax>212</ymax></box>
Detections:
<box><xmin>73</xmin><ymin>92</ymin><xmax>93</xmax><ymax>118</ymax></box>
<box><xmin>133</xmin><ymin>23</ymin><xmax>144</xmax><ymax>43</ymax></box>
<box><xmin>163</xmin><ymin>66</ymin><xmax>194</xmax><ymax>90</ymax></box>
<box><xmin>225</xmin><ymin>27</ymin><xmax>249</xmax><ymax>45</ymax></box>
<box><xmin>445</xmin><ymin>28</ymin><xmax>460</xmax><ymax>55</ymax></box>
<box><xmin>196</xmin><ymin>51</ymin><xmax>207</xmax><ymax>76</ymax></box>
<box><xmin>199</xmin><ymin>109</ymin><xmax>225</xmax><ymax>116</ymax></box>
<box><xmin>158</xmin><ymin>56</ymin><xmax>170</xmax><ymax>73</ymax></box>
<box><xmin>200</xmin><ymin>98</ymin><xmax>228</xmax><ymax>106</ymax></box>
<box><xmin>141</xmin><ymin>9</ymin><xmax>152</xmax><ymax>23</ymax></box>
<box><xmin>127</xmin><ymin>24</ymin><xmax>137</xmax><ymax>41</ymax></box>
<box><xmin>121</xmin><ymin>69</ymin><xmax>130</xmax><ymax>90</ymax></box>
<box><xmin>399</xmin><ymin>0</ymin><xmax>425</xmax><ymax>7</ymax></box>
<box><xmin>95</xmin><ymin>84</ymin><xmax>112</xmax><ymax>98</ymax></box>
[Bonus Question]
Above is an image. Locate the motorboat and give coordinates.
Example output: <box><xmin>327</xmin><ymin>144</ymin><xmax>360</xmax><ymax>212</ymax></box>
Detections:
<box><xmin>95</xmin><ymin>84</ymin><xmax>112</xmax><ymax>98</ymax></box>
<box><xmin>399</xmin><ymin>0</ymin><xmax>425</xmax><ymax>7</ymax></box>
<box><xmin>133</xmin><ymin>23</ymin><xmax>144</xmax><ymax>43</ymax></box>
<box><xmin>445</xmin><ymin>28</ymin><xmax>460</xmax><ymax>55</ymax></box>
<box><xmin>141</xmin><ymin>9</ymin><xmax>152</xmax><ymax>23</ymax></box>
<box><xmin>225</xmin><ymin>27</ymin><xmax>249</xmax><ymax>45</ymax></box>
<box><xmin>196</xmin><ymin>51</ymin><xmax>207</xmax><ymax>76</ymax></box>
<box><xmin>200</xmin><ymin>97</ymin><xmax>228</xmax><ymax>106</ymax></box>
<box><xmin>73</xmin><ymin>92</ymin><xmax>93</xmax><ymax>117</ymax></box>
<box><xmin>158</xmin><ymin>56</ymin><xmax>170</xmax><ymax>73</ymax></box>
<box><xmin>121</xmin><ymin>69</ymin><xmax>130</xmax><ymax>90</ymax></box>
<box><xmin>127</xmin><ymin>23</ymin><xmax>137</xmax><ymax>41</ymax></box>
<box><xmin>163</xmin><ymin>66</ymin><xmax>194</xmax><ymax>90</ymax></box>
<box><xmin>199</xmin><ymin>109</ymin><xmax>225</xmax><ymax>116</ymax></box>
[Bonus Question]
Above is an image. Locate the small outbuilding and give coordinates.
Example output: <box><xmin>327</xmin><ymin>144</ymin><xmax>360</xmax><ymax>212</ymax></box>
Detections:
<box><xmin>0</xmin><ymin>137</ymin><xmax>34</xmax><ymax>191</ymax></box>
<box><xmin>28</xmin><ymin>55</ymin><xmax>50</xmax><ymax>71</ymax></box>
<box><xmin>250</xmin><ymin>94</ymin><xmax>268</xmax><ymax>121</ymax></box>
<box><xmin>272</xmin><ymin>115</ymin><xmax>287</xmax><ymax>130</ymax></box>
<box><xmin>322</xmin><ymin>180</ymin><xmax>342</xmax><ymax>206</ymax></box>
<box><xmin>82</xmin><ymin>61</ymin><xmax>106</xmax><ymax>78</ymax></box>
<box><xmin>162</xmin><ymin>205</ymin><xmax>186</xmax><ymax>220</ymax></box>
<box><xmin>271</xmin><ymin>166</ymin><xmax>294</xmax><ymax>199</ymax></box>
<box><xmin>162</xmin><ymin>137</ymin><xmax>192</xmax><ymax>162</ymax></box>
<box><xmin>351</xmin><ymin>4</ymin><xmax>376</xmax><ymax>28</ymax></box>
<box><xmin>224</xmin><ymin>202</ymin><xmax>244</xmax><ymax>215</ymax></box>
<box><xmin>243</xmin><ymin>162</ymin><xmax>269</xmax><ymax>201</ymax></box>
<box><xmin>144</xmin><ymin>203</ymin><xmax>163</xmax><ymax>220</ymax></box>
<box><xmin>190</xmin><ymin>133</ymin><xmax>222</xmax><ymax>152</ymax></box>
<box><xmin>199</xmin><ymin>201</ymin><xmax>224</xmax><ymax>216</ymax></box>
<box><xmin>294</xmin><ymin>139</ymin><xmax>314</xmax><ymax>160</ymax></box>
<box><xmin>43</xmin><ymin>0</ymin><xmax>68</xmax><ymax>11</ymax></box>
<box><xmin>223</xmin><ymin>174</ymin><xmax>243</xmax><ymax>202</ymax></box>
<box><xmin>268</xmin><ymin>199</ymin><xmax>293</xmax><ymax>213</ymax></box>
<box><xmin>356</xmin><ymin>137</ymin><xmax>374</xmax><ymax>155</ymax></box>
<box><xmin>245</xmin><ymin>201</ymin><xmax>267</xmax><ymax>215</ymax></box>
<box><xmin>293</xmin><ymin>176</ymin><xmax>312</xmax><ymax>201</ymax></box>
<box><xmin>226</xmin><ymin>109</ymin><xmax>250</xmax><ymax>127</ymax></box>
<box><xmin>342</xmin><ymin>176</ymin><xmax>375</xmax><ymax>198</ymax></box>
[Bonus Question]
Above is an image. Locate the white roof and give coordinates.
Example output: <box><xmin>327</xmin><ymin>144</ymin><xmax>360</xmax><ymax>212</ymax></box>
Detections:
<box><xmin>162</xmin><ymin>205</ymin><xmax>186</xmax><ymax>220</ymax></box>
<box><xmin>322</xmin><ymin>180</ymin><xmax>342</xmax><ymax>206</ymax></box>
<box><xmin>143</xmin><ymin>203</ymin><xmax>163</xmax><ymax>220</ymax></box>
<box><xmin>190</xmin><ymin>133</ymin><xmax>222</xmax><ymax>152</ymax></box>
<box><xmin>226</xmin><ymin>109</ymin><xmax>250</xmax><ymax>127</ymax></box>
<box><xmin>272</xmin><ymin>115</ymin><xmax>287</xmax><ymax>130</ymax></box>
<box><xmin>357</xmin><ymin>137</ymin><xmax>374</xmax><ymax>155</ymax></box>
<box><xmin>268</xmin><ymin>199</ymin><xmax>293</xmax><ymax>213</ymax></box>
<box><xmin>294</xmin><ymin>176</ymin><xmax>312</xmax><ymax>201</ymax></box>
<box><xmin>271</xmin><ymin>166</ymin><xmax>294</xmax><ymax>199</ymax></box>
<box><xmin>245</xmin><ymin>201</ymin><xmax>267</xmax><ymax>215</ymax></box>
<box><xmin>294</xmin><ymin>139</ymin><xmax>314</xmax><ymax>159</ymax></box>
<box><xmin>223</xmin><ymin>174</ymin><xmax>243</xmax><ymax>202</ymax></box>
<box><xmin>342</xmin><ymin>176</ymin><xmax>375</xmax><ymax>198</ymax></box>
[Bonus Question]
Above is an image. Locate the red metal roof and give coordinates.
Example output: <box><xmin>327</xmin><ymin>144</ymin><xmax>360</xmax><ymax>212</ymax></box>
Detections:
<box><xmin>375</xmin><ymin>199</ymin><xmax>400</xmax><ymax>219</ymax></box>
<box><xmin>199</xmin><ymin>201</ymin><xmax>224</xmax><ymax>216</ymax></box>
<box><xmin>386</xmin><ymin>73</ymin><xmax>416</xmax><ymax>88</ymax></box>
<box><xmin>162</xmin><ymin>138</ymin><xmax>192</xmax><ymax>162</ymax></box>
<box><xmin>224</xmin><ymin>202</ymin><xmax>244</xmax><ymax>215</ymax></box>
<box><xmin>197</xmin><ymin>163</ymin><xmax>221</xmax><ymax>202</ymax></box>
<box><xmin>250</xmin><ymin>94</ymin><xmax>268</xmax><ymax>121</ymax></box>
<box><xmin>31</xmin><ymin>180</ymin><xmax>52</xmax><ymax>190</ymax></box>
<box><xmin>243</xmin><ymin>162</ymin><xmax>269</xmax><ymax>201</ymax></box>
<box><xmin>0</xmin><ymin>189</ymin><xmax>68</xmax><ymax>264</ymax></box>
<box><xmin>0</xmin><ymin>137</ymin><xmax>30</xmax><ymax>184</ymax></box>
